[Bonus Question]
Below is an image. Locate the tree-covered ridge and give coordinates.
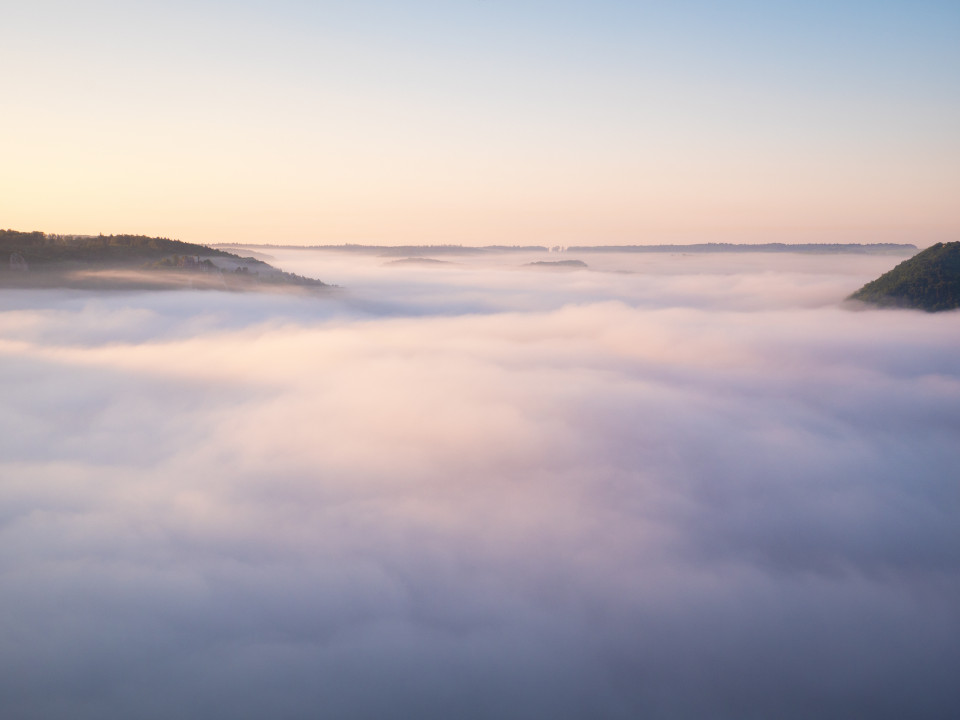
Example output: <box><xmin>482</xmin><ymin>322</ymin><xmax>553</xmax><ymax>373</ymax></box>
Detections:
<box><xmin>849</xmin><ymin>242</ymin><xmax>960</xmax><ymax>312</ymax></box>
<box><xmin>1</xmin><ymin>229</ymin><xmax>328</xmax><ymax>290</ymax></box>
<box><xmin>0</xmin><ymin>229</ymin><xmax>236</xmax><ymax>264</ymax></box>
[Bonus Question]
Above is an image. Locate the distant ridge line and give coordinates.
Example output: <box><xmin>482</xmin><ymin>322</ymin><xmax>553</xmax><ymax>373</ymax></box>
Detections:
<box><xmin>567</xmin><ymin>242</ymin><xmax>918</xmax><ymax>255</ymax></box>
<box><xmin>213</xmin><ymin>242</ymin><xmax>918</xmax><ymax>256</ymax></box>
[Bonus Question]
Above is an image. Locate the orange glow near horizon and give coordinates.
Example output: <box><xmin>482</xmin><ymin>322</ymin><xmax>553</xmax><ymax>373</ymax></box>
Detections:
<box><xmin>2</xmin><ymin>2</ymin><xmax>957</xmax><ymax>247</ymax></box>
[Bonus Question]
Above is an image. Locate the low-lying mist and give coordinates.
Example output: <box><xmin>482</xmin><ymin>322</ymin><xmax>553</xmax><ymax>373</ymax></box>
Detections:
<box><xmin>1</xmin><ymin>250</ymin><xmax>958</xmax><ymax>719</ymax></box>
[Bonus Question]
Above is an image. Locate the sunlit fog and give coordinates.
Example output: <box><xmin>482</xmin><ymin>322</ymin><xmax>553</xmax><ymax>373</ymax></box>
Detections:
<box><xmin>1</xmin><ymin>249</ymin><xmax>958</xmax><ymax>719</ymax></box>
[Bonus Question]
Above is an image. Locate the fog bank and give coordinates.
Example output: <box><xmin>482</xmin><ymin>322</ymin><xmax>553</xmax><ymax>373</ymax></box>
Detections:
<box><xmin>1</xmin><ymin>250</ymin><xmax>958</xmax><ymax>719</ymax></box>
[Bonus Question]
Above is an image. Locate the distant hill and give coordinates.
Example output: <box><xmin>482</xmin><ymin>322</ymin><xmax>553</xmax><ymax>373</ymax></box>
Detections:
<box><xmin>1</xmin><ymin>230</ymin><xmax>236</xmax><ymax>264</ymax></box>
<box><xmin>849</xmin><ymin>242</ymin><xmax>960</xmax><ymax>311</ymax></box>
<box><xmin>218</xmin><ymin>242</ymin><xmax>917</xmax><ymax>256</ymax></box>
<box><xmin>524</xmin><ymin>260</ymin><xmax>588</xmax><ymax>269</ymax></box>
<box><xmin>568</xmin><ymin>242</ymin><xmax>917</xmax><ymax>255</ymax></box>
<box><xmin>1</xmin><ymin>229</ymin><xmax>327</xmax><ymax>291</ymax></box>
<box><xmin>385</xmin><ymin>257</ymin><xmax>454</xmax><ymax>266</ymax></box>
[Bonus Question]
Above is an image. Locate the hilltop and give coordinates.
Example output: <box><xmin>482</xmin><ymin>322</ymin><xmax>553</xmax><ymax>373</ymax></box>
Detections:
<box><xmin>1</xmin><ymin>230</ymin><xmax>327</xmax><ymax>291</ymax></box>
<box><xmin>525</xmin><ymin>259</ymin><xmax>589</xmax><ymax>269</ymax></box>
<box><xmin>849</xmin><ymin>242</ymin><xmax>960</xmax><ymax>311</ymax></box>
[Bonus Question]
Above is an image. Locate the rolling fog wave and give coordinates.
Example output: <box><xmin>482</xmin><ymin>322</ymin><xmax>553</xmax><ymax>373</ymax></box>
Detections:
<box><xmin>1</xmin><ymin>250</ymin><xmax>958</xmax><ymax>719</ymax></box>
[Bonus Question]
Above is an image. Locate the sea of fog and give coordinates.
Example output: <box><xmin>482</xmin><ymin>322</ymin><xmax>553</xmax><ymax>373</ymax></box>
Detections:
<box><xmin>1</xmin><ymin>249</ymin><xmax>958</xmax><ymax>719</ymax></box>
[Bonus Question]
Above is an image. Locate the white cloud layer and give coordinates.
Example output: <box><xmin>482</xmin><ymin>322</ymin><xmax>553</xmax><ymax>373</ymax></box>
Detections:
<box><xmin>1</xmin><ymin>251</ymin><xmax>958</xmax><ymax>719</ymax></box>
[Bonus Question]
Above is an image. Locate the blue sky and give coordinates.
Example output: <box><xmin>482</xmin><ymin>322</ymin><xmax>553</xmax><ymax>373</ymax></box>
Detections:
<box><xmin>2</xmin><ymin>0</ymin><xmax>958</xmax><ymax>245</ymax></box>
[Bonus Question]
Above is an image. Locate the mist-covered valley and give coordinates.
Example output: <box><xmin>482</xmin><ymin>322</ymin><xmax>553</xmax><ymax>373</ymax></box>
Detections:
<box><xmin>1</xmin><ymin>249</ymin><xmax>958</xmax><ymax>719</ymax></box>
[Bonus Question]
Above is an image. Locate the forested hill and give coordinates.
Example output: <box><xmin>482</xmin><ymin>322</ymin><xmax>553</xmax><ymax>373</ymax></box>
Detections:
<box><xmin>1</xmin><ymin>229</ymin><xmax>327</xmax><ymax>290</ymax></box>
<box><xmin>849</xmin><ymin>242</ymin><xmax>960</xmax><ymax>311</ymax></box>
<box><xmin>1</xmin><ymin>229</ymin><xmax>236</xmax><ymax>265</ymax></box>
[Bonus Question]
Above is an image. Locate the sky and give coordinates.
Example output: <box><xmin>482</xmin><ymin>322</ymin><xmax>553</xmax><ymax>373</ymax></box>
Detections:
<box><xmin>1</xmin><ymin>250</ymin><xmax>959</xmax><ymax>718</ymax></box>
<box><xmin>2</xmin><ymin>0</ymin><xmax>958</xmax><ymax>246</ymax></box>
